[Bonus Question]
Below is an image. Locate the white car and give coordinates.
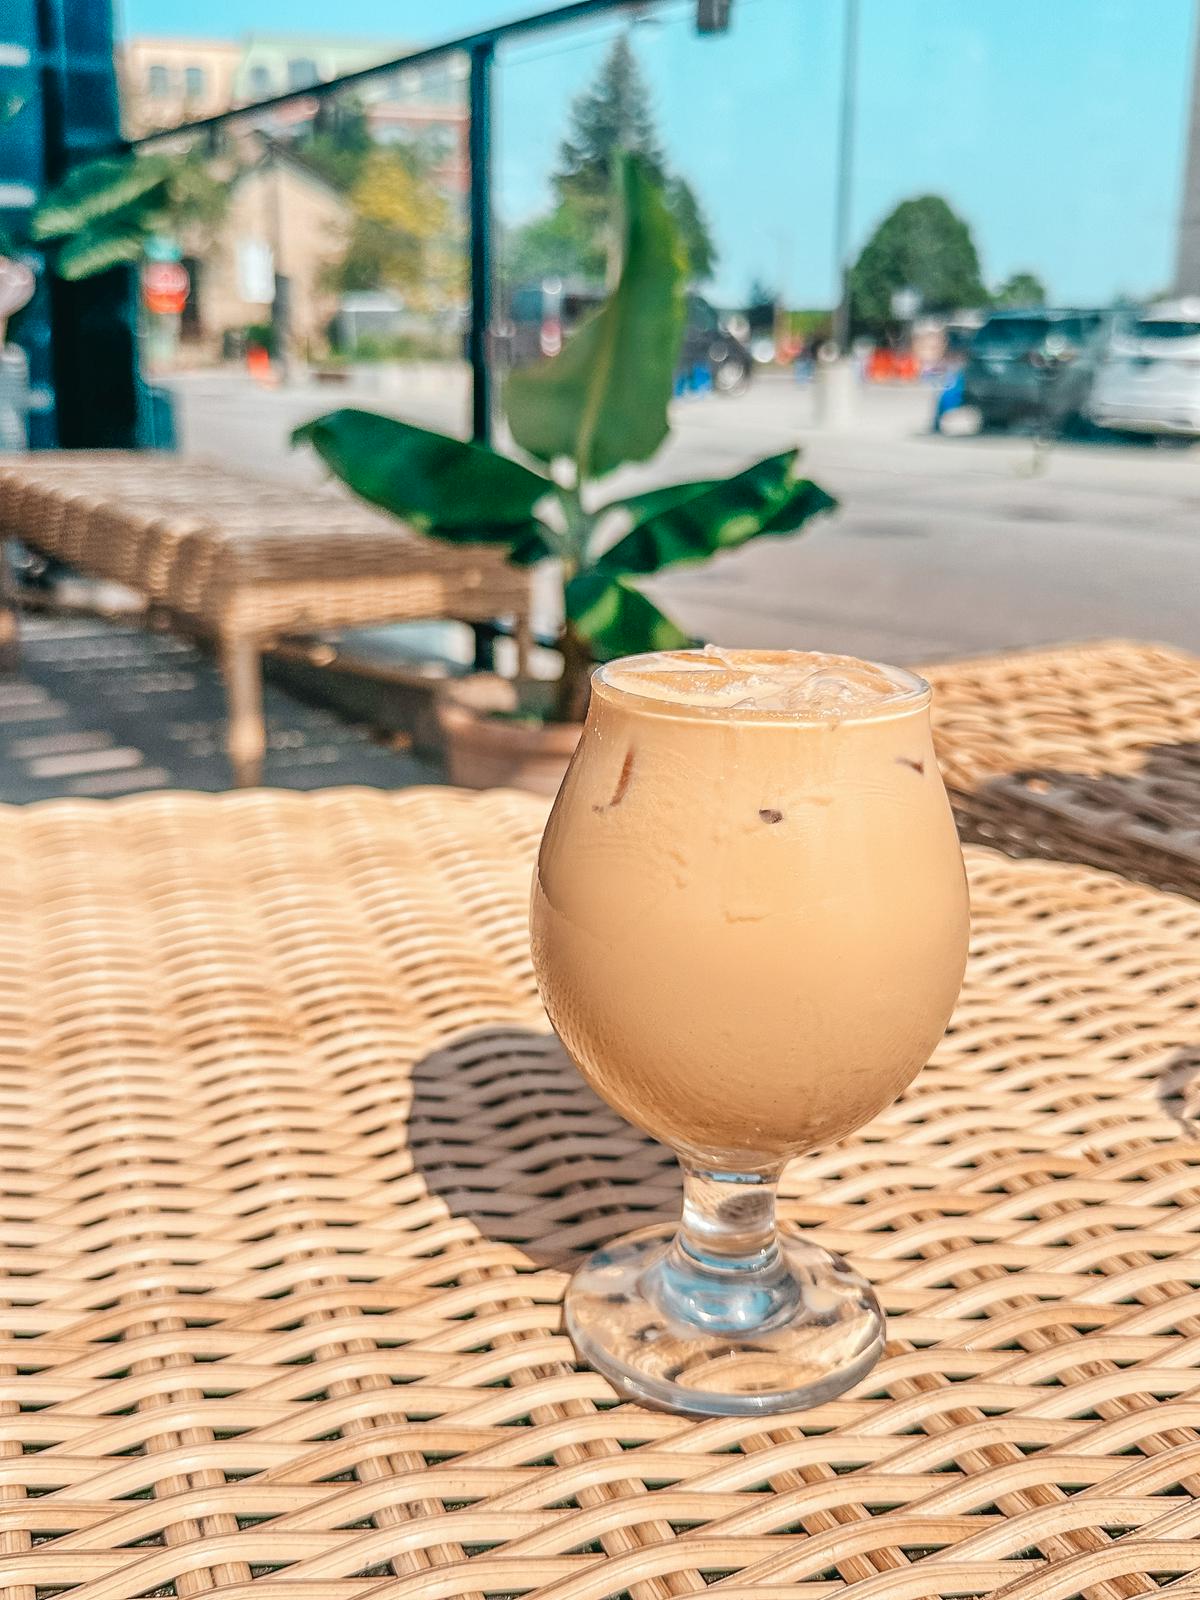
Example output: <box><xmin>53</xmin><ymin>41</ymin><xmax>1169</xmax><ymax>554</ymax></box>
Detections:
<box><xmin>1089</xmin><ymin>299</ymin><xmax>1200</xmax><ymax>436</ymax></box>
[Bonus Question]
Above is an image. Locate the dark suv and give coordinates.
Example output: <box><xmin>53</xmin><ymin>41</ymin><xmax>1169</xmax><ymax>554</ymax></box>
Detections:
<box><xmin>962</xmin><ymin>309</ymin><xmax>1113</xmax><ymax>430</ymax></box>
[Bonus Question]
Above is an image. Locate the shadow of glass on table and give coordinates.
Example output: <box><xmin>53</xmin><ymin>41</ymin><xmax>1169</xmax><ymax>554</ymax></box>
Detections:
<box><xmin>407</xmin><ymin>1026</ymin><xmax>682</xmax><ymax>1270</ymax></box>
<box><xmin>1159</xmin><ymin>1047</ymin><xmax>1200</xmax><ymax>1129</ymax></box>
<box><xmin>408</xmin><ymin>1018</ymin><xmax>1200</xmax><ymax>1276</ymax></box>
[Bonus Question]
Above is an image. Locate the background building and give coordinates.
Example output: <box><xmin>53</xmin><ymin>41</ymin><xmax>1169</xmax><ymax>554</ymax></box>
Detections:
<box><xmin>187</xmin><ymin>142</ymin><xmax>351</xmax><ymax>358</ymax></box>
<box><xmin>120</xmin><ymin>37</ymin><xmax>241</xmax><ymax>135</ymax></box>
<box><xmin>120</xmin><ymin>33</ymin><xmax>469</xmax><ymax>194</ymax></box>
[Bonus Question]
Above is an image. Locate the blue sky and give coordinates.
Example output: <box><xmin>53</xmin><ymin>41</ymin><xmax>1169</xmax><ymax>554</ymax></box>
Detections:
<box><xmin>119</xmin><ymin>0</ymin><xmax>1197</xmax><ymax>306</ymax></box>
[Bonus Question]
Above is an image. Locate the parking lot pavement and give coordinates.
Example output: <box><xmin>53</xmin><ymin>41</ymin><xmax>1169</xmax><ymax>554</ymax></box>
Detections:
<box><xmin>171</xmin><ymin>367</ymin><xmax>1200</xmax><ymax>664</ymax></box>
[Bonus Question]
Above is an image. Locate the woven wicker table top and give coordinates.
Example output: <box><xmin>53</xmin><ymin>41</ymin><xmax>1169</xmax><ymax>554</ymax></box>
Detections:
<box><xmin>925</xmin><ymin>640</ymin><xmax>1200</xmax><ymax>900</ymax></box>
<box><xmin>1</xmin><ymin>786</ymin><xmax>1198</xmax><ymax>1599</ymax></box>
<box><xmin>0</xmin><ymin>453</ymin><xmax>528</xmax><ymax>636</ymax></box>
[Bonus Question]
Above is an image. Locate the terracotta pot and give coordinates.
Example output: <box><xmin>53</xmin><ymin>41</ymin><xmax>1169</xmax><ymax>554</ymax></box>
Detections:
<box><xmin>436</xmin><ymin>675</ymin><xmax>581</xmax><ymax>795</ymax></box>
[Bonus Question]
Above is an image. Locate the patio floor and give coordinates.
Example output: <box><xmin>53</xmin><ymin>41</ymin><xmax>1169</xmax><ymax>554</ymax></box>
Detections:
<box><xmin>0</xmin><ymin>614</ymin><xmax>439</xmax><ymax>803</ymax></box>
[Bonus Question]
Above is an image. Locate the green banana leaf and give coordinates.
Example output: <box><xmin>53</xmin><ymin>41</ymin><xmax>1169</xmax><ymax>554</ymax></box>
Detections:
<box><xmin>595</xmin><ymin>449</ymin><xmax>836</xmax><ymax>578</ymax></box>
<box><xmin>565</xmin><ymin>570</ymin><xmax>693</xmax><ymax>660</ymax></box>
<box><xmin>506</xmin><ymin>527</ymin><xmax>557</xmax><ymax>566</ymax></box>
<box><xmin>755</xmin><ymin>475</ymin><xmax>840</xmax><ymax>536</ymax></box>
<box><xmin>294</xmin><ymin>409</ymin><xmax>553</xmax><ymax>544</ymax></box>
<box><xmin>504</xmin><ymin>152</ymin><xmax>686</xmax><ymax>480</ymax></box>
<box><xmin>32</xmin><ymin>154</ymin><xmax>172</xmax><ymax>241</ymax></box>
<box><xmin>599</xmin><ymin>477</ymin><xmax>717</xmax><ymax>526</ymax></box>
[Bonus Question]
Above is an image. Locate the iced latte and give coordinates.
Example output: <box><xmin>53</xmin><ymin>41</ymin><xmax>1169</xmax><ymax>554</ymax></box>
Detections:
<box><xmin>531</xmin><ymin>647</ymin><xmax>969</xmax><ymax>1416</ymax></box>
<box><xmin>532</xmin><ymin>648</ymin><xmax>969</xmax><ymax>1166</ymax></box>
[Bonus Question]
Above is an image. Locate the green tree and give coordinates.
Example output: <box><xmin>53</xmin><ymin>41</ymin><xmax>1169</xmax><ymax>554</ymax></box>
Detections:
<box><xmin>664</xmin><ymin>176</ymin><xmax>715</xmax><ymax>284</ymax></box>
<box><xmin>296</xmin><ymin>98</ymin><xmax>373</xmax><ymax>193</ymax></box>
<box><xmin>515</xmin><ymin>32</ymin><xmax>717</xmax><ymax>285</ymax></box>
<box><xmin>505</xmin><ymin>194</ymin><xmax>601</xmax><ymax>285</ymax></box>
<box><xmin>992</xmin><ymin>269</ymin><xmax>1047</xmax><ymax>308</ymax></box>
<box><xmin>168</xmin><ymin>148</ymin><xmax>232</xmax><ymax>237</ymax></box>
<box><xmin>555</xmin><ymin>33</ymin><xmax>666</xmax><ymax>204</ymax></box>
<box><xmin>332</xmin><ymin>145</ymin><xmax>462</xmax><ymax>312</ymax></box>
<box><xmin>849</xmin><ymin>195</ymin><xmax>985</xmax><ymax>337</ymax></box>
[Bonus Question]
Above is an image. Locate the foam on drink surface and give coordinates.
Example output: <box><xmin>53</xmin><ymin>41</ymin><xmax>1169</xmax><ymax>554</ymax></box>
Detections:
<box><xmin>600</xmin><ymin>647</ymin><xmax>920</xmax><ymax>718</ymax></box>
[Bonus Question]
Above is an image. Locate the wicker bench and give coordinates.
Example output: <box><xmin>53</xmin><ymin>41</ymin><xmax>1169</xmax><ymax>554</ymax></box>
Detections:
<box><xmin>926</xmin><ymin>639</ymin><xmax>1200</xmax><ymax>900</ymax></box>
<box><xmin>0</xmin><ymin>452</ymin><xmax>532</xmax><ymax>784</ymax></box>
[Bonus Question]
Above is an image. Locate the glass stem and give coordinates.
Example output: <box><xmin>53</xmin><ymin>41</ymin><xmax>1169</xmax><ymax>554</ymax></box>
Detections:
<box><xmin>677</xmin><ymin>1164</ymin><xmax>783</xmax><ymax>1272</ymax></box>
<box><xmin>644</xmin><ymin>1162</ymin><xmax>801</xmax><ymax>1337</ymax></box>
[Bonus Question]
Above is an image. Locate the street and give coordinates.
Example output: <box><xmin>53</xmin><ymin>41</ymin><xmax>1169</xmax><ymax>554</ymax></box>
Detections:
<box><xmin>168</xmin><ymin>366</ymin><xmax>1200</xmax><ymax>665</ymax></box>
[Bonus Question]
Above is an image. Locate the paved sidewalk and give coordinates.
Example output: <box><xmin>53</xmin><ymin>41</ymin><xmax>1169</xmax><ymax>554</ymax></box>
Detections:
<box><xmin>0</xmin><ymin>615</ymin><xmax>438</xmax><ymax>803</ymax></box>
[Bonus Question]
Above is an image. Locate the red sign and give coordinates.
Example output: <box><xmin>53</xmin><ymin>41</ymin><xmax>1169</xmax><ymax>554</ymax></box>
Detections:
<box><xmin>143</xmin><ymin>261</ymin><xmax>189</xmax><ymax>298</ymax></box>
<box><xmin>143</xmin><ymin>261</ymin><xmax>189</xmax><ymax>316</ymax></box>
<box><xmin>145</xmin><ymin>288</ymin><xmax>188</xmax><ymax>315</ymax></box>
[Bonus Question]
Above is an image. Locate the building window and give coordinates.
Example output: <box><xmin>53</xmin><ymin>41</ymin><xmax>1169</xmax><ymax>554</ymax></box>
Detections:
<box><xmin>184</xmin><ymin>65</ymin><xmax>206</xmax><ymax>99</ymax></box>
<box><xmin>147</xmin><ymin>63</ymin><xmax>170</xmax><ymax>96</ymax></box>
<box><xmin>422</xmin><ymin>124</ymin><xmax>455</xmax><ymax>162</ymax></box>
<box><xmin>247</xmin><ymin>63</ymin><xmax>272</xmax><ymax>97</ymax></box>
<box><xmin>287</xmin><ymin>57</ymin><xmax>319</xmax><ymax>90</ymax></box>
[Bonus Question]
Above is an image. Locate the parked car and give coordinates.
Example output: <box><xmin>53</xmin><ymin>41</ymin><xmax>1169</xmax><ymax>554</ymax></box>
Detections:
<box><xmin>680</xmin><ymin>294</ymin><xmax>753</xmax><ymax>393</ymax></box>
<box><xmin>1088</xmin><ymin>300</ymin><xmax>1200</xmax><ymax>437</ymax></box>
<box><xmin>961</xmin><ymin>308</ymin><xmax>1114</xmax><ymax>431</ymax></box>
<box><xmin>497</xmin><ymin>281</ymin><xmax>753</xmax><ymax>394</ymax></box>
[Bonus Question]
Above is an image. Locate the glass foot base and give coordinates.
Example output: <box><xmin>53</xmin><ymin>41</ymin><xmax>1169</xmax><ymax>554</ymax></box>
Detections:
<box><xmin>565</xmin><ymin>1222</ymin><xmax>884</xmax><ymax>1417</ymax></box>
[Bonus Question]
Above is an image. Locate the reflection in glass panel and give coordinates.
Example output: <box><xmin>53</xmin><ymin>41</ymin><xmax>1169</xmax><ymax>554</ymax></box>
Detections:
<box><xmin>142</xmin><ymin>59</ymin><xmax>472</xmax><ymax>463</ymax></box>
<box><xmin>287</xmin><ymin>58</ymin><xmax>320</xmax><ymax>91</ymax></box>
<box><xmin>122</xmin><ymin>1</ymin><xmax>1200</xmax><ymax>662</ymax></box>
<box><xmin>488</xmin><ymin>0</ymin><xmax>1197</xmax><ymax>661</ymax></box>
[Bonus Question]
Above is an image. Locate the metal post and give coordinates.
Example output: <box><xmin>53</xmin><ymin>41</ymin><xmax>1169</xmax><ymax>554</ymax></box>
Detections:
<box><xmin>467</xmin><ymin>38</ymin><xmax>497</xmax><ymax>671</ymax></box>
<box><xmin>467</xmin><ymin>39</ymin><xmax>495</xmax><ymax>447</ymax></box>
<box><xmin>831</xmin><ymin>0</ymin><xmax>859</xmax><ymax>354</ymax></box>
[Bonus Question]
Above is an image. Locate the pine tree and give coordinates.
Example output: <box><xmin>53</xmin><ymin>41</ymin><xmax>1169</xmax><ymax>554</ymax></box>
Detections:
<box><xmin>554</xmin><ymin>34</ymin><xmax>667</xmax><ymax>205</ymax></box>
<box><xmin>665</xmin><ymin>176</ymin><xmax>715</xmax><ymax>284</ymax></box>
<box><xmin>520</xmin><ymin>33</ymin><xmax>717</xmax><ymax>285</ymax></box>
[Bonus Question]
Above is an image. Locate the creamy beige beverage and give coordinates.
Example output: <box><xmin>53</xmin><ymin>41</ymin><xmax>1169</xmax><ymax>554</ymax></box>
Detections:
<box><xmin>531</xmin><ymin>648</ymin><xmax>969</xmax><ymax>1167</ymax></box>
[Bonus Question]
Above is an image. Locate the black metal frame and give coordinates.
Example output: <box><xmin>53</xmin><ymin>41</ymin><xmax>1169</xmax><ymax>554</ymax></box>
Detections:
<box><xmin>467</xmin><ymin>39</ymin><xmax>495</xmax><ymax>447</ymax></box>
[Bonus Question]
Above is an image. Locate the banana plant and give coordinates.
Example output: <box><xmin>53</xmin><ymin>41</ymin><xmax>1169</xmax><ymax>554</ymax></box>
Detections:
<box><xmin>296</xmin><ymin>153</ymin><xmax>836</xmax><ymax>723</ymax></box>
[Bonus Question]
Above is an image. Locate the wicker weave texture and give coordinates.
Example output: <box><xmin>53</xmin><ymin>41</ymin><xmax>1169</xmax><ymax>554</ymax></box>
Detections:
<box><xmin>0</xmin><ymin>787</ymin><xmax>1198</xmax><ymax>1599</ymax></box>
<box><xmin>0</xmin><ymin>453</ymin><xmax>529</xmax><ymax>636</ymax></box>
<box><xmin>926</xmin><ymin>640</ymin><xmax>1200</xmax><ymax>899</ymax></box>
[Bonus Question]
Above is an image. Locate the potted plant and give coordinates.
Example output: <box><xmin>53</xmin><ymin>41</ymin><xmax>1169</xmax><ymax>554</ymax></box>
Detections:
<box><xmin>294</xmin><ymin>154</ymin><xmax>836</xmax><ymax>793</ymax></box>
